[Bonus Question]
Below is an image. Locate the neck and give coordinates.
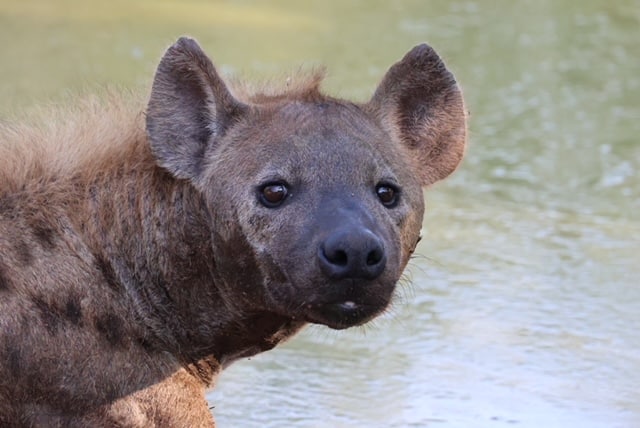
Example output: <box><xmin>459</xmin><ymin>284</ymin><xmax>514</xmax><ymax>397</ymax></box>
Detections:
<box><xmin>76</xmin><ymin>142</ymin><xmax>304</xmax><ymax>382</ymax></box>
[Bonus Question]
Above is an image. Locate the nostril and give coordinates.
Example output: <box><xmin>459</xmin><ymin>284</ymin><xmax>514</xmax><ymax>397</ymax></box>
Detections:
<box><xmin>366</xmin><ymin>248</ymin><xmax>383</xmax><ymax>266</ymax></box>
<box><xmin>322</xmin><ymin>241</ymin><xmax>349</xmax><ymax>267</ymax></box>
<box><xmin>331</xmin><ymin>249</ymin><xmax>348</xmax><ymax>267</ymax></box>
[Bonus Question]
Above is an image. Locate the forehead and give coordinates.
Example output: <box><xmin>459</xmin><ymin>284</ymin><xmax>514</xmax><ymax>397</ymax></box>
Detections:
<box><xmin>233</xmin><ymin>101</ymin><xmax>401</xmax><ymax>181</ymax></box>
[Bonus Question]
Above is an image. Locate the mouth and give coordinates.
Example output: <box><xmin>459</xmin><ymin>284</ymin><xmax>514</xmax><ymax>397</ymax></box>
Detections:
<box><xmin>303</xmin><ymin>299</ymin><xmax>385</xmax><ymax>330</ymax></box>
<box><xmin>267</xmin><ymin>274</ymin><xmax>397</xmax><ymax>330</ymax></box>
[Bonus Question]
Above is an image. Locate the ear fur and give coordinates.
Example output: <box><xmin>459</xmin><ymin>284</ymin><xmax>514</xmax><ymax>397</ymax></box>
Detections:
<box><xmin>146</xmin><ymin>37</ymin><xmax>247</xmax><ymax>181</ymax></box>
<box><xmin>367</xmin><ymin>44</ymin><xmax>467</xmax><ymax>186</ymax></box>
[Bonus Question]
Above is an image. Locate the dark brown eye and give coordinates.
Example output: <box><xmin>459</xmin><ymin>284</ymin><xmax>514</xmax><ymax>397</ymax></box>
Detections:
<box><xmin>259</xmin><ymin>183</ymin><xmax>288</xmax><ymax>207</ymax></box>
<box><xmin>376</xmin><ymin>184</ymin><xmax>399</xmax><ymax>207</ymax></box>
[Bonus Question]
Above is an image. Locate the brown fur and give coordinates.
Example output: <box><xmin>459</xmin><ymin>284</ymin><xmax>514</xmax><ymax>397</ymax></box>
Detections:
<box><xmin>0</xmin><ymin>70</ymin><xmax>327</xmax><ymax>193</ymax></box>
<box><xmin>0</xmin><ymin>37</ymin><xmax>466</xmax><ymax>426</ymax></box>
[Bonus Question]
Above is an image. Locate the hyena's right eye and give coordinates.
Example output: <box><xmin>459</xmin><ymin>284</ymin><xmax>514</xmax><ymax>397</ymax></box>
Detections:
<box><xmin>258</xmin><ymin>182</ymin><xmax>289</xmax><ymax>208</ymax></box>
<box><xmin>375</xmin><ymin>183</ymin><xmax>400</xmax><ymax>208</ymax></box>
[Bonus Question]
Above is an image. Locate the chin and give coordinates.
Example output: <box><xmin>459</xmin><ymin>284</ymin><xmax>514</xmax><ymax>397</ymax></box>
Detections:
<box><xmin>303</xmin><ymin>299</ymin><xmax>389</xmax><ymax>330</ymax></box>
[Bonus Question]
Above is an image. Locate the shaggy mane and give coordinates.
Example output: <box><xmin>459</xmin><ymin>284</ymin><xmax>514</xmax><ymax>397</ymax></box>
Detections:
<box><xmin>0</xmin><ymin>68</ymin><xmax>328</xmax><ymax>194</ymax></box>
<box><xmin>0</xmin><ymin>92</ymin><xmax>147</xmax><ymax>195</ymax></box>
<box><xmin>229</xmin><ymin>67</ymin><xmax>327</xmax><ymax>104</ymax></box>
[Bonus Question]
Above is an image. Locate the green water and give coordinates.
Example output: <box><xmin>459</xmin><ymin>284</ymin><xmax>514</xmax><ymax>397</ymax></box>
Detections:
<box><xmin>1</xmin><ymin>1</ymin><xmax>638</xmax><ymax>427</ymax></box>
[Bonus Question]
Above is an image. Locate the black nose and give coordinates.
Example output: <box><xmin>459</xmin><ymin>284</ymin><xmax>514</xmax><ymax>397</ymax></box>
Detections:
<box><xmin>319</xmin><ymin>228</ymin><xmax>387</xmax><ymax>280</ymax></box>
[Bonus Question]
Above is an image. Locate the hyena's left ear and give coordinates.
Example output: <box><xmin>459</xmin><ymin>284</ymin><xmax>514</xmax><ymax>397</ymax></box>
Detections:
<box><xmin>146</xmin><ymin>37</ymin><xmax>248</xmax><ymax>181</ymax></box>
<box><xmin>366</xmin><ymin>44</ymin><xmax>467</xmax><ymax>186</ymax></box>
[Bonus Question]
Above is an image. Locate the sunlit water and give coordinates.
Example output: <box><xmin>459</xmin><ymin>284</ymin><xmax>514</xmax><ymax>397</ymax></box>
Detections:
<box><xmin>1</xmin><ymin>1</ymin><xmax>638</xmax><ymax>427</ymax></box>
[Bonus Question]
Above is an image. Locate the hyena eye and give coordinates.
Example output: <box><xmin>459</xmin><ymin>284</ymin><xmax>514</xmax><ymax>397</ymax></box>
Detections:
<box><xmin>259</xmin><ymin>182</ymin><xmax>289</xmax><ymax>208</ymax></box>
<box><xmin>375</xmin><ymin>183</ymin><xmax>400</xmax><ymax>208</ymax></box>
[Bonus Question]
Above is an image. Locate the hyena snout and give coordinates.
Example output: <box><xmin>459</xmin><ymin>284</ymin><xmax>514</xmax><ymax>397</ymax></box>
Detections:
<box><xmin>319</xmin><ymin>227</ymin><xmax>387</xmax><ymax>281</ymax></box>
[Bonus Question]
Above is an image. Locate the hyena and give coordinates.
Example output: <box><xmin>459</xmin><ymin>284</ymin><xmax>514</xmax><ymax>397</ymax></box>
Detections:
<box><xmin>0</xmin><ymin>37</ymin><xmax>466</xmax><ymax>426</ymax></box>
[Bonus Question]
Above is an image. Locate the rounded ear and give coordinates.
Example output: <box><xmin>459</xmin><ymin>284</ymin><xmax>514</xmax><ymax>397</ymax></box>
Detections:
<box><xmin>146</xmin><ymin>37</ymin><xmax>247</xmax><ymax>181</ymax></box>
<box><xmin>366</xmin><ymin>44</ymin><xmax>467</xmax><ymax>186</ymax></box>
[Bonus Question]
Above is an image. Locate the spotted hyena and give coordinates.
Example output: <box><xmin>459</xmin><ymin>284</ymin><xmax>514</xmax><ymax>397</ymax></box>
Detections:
<box><xmin>0</xmin><ymin>37</ymin><xmax>466</xmax><ymax>426</ymax></box>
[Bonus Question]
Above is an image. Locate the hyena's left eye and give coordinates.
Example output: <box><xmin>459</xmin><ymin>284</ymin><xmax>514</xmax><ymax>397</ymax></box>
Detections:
<box><xmin>375</xmin><ymin>183</ymin><xmax>400</xmax><ymax>208</ymax></box>
<box><xmin>258</xmin><ymin>182</ymin><xmax>289</xmax><ymax>208</ymax></box>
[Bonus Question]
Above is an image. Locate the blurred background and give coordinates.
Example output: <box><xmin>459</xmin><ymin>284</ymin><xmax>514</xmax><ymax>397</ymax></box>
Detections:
<box><xmin>1</xmin><ymin>1</ymin><xmax>638</xmax><ymax>427</ymax></box>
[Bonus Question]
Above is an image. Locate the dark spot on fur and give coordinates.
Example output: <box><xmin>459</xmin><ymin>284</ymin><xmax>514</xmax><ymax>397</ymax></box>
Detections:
<box><xmin>65</xmin><ymin>296</ymin><xmax>82</xmax><ymax>325</ymax></box>
<box><xmin>95</xmin><ymin>313</ymin><xmax>125</xmax><ymax>347</ymax></box>
<box><xmin>89</xmin><ymin>183</ymin><xmax>98</xmax><ymax>202</ymax></box>
<box><xmin>32</xmin><ymin>224</ymin><xmax>57</xmax><ymax>250</ymax></box>
<box><xmin>136</xmin><ymin>336</ymin><xmax>156</xmax><ymax>352</ymax></box>
<box><xmin>0</xmin><ymin>195</ymin><xmax>17</xmax><ymax>217</ymax></box>
<box><xmin>15</xmin><ymin>240</ymin><xmax>33</xmax><ymax>266</ymax></box>
<box><xmin>0</xmin><ymin>261</ymin><xmax>11</xmax><ymax>291</ymax></box>
<box><xmin>5</xmin><ymin>339</ymin><xmax>22</xmax><ymax>376</ymax></box>
<box><xmin>93</xmin><ymin>253</ymin><xmax>120</xmax><ymax>291</ymax></box>
<box><xmin>32</xmin><ymin>296</ymin><xmax>61</xmax><ymax>335</ymax></box>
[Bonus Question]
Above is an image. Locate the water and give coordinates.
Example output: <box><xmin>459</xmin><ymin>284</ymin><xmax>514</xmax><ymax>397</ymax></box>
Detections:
<box><xmin>1</xmin><ymin>1</ymin><xmax>638</xmax><ymax>426</ymax></box>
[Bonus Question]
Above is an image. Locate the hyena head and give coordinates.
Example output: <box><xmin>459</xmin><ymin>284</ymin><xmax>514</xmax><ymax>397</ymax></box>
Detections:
<box><xmin>146</xmin><ymin>37</ymin><xmax>466</xmax><ymax>330</ymax></box>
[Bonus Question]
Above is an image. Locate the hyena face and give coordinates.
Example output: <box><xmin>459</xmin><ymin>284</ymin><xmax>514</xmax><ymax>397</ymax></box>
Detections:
<box><xmin>197</xmin><ymin>102</ymin><xmax>425</xmax><ymax>330</ymax></box>
<box><xmin>146</xmin><ymin>37</ymin><xmax>466</xmax><ymax>331</ymax></box>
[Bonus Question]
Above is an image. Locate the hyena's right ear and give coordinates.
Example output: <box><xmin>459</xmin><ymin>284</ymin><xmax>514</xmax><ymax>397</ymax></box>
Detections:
<box><xmin>146</xmin><ymin>37</ymin><xmax>248</xmax><ymax>181</ymax></box>
<box><xmin>366</xmin><ymin>44</ymin><xmax>467</xmax><ymax>186</ymax></box>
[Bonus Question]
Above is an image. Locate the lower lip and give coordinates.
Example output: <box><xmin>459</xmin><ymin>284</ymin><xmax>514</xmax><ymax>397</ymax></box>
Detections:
<box><xmin>305</xmin><ymin>301</ymin><xmax>371</xmax><ymax>330</ymax></box>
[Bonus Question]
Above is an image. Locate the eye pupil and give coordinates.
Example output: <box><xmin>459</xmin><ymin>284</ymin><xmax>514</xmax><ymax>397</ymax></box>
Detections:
<box><xmin>376</xmin><ymin>184</ymin><xmax>398</xmax><ymax>207</ymax></box>
<box><xmin>260</xmin><ymin>183</ymin><xmax>288</xmax><ymax>207</ymax></box>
